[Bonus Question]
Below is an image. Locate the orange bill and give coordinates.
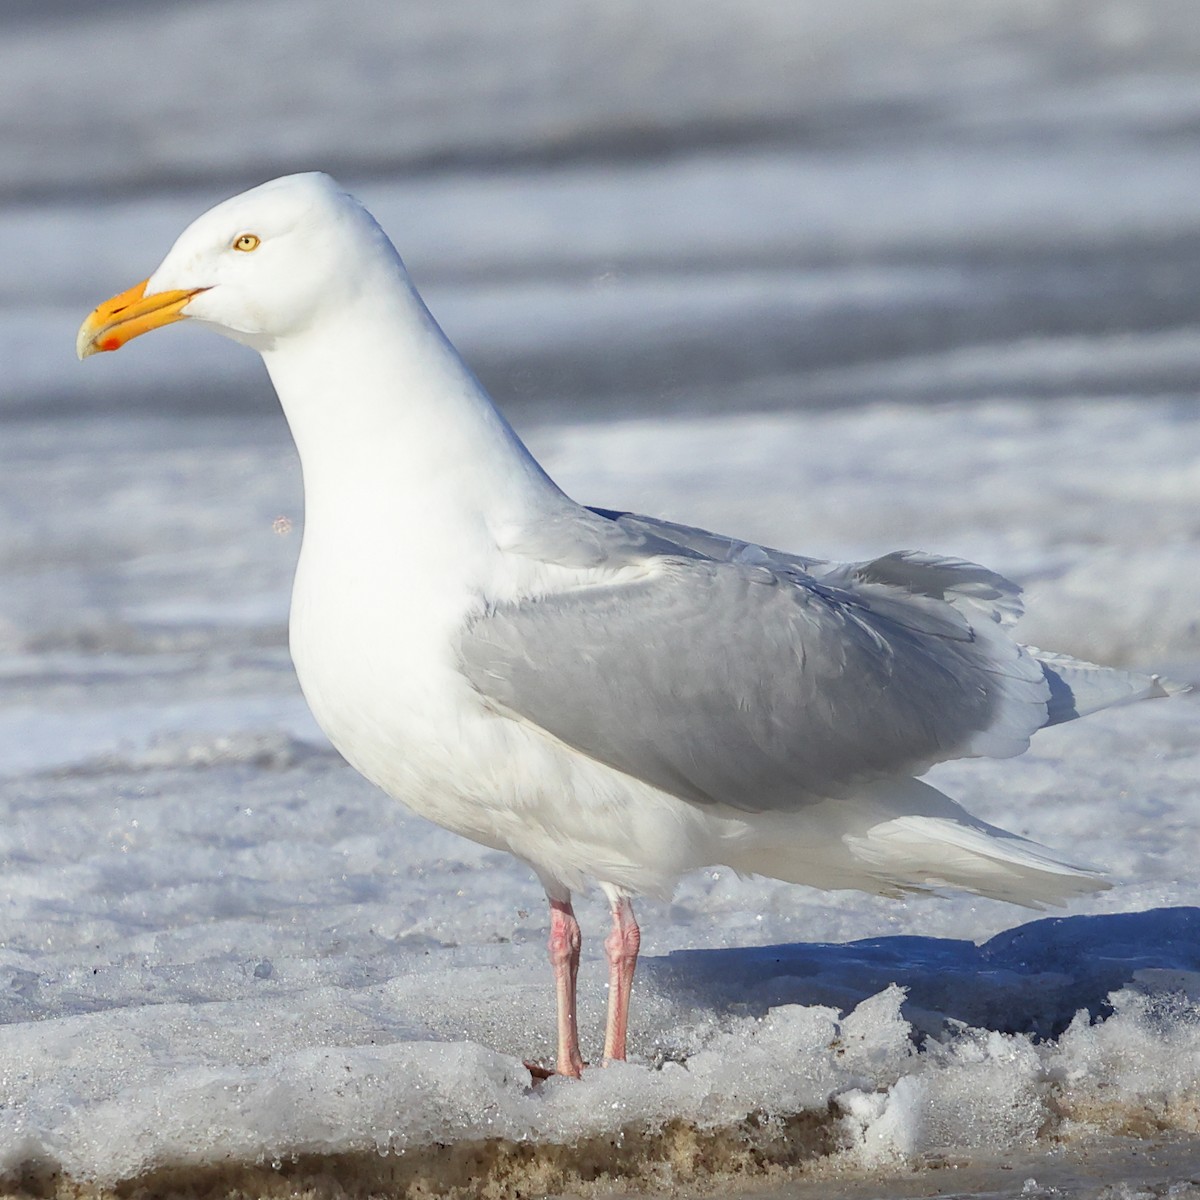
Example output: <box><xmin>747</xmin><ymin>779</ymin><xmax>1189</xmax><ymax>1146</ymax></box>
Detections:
<box><xmin>76</xmin><ymin>279</ymin><xmax>206</xmax><ymax>360</ymax></box>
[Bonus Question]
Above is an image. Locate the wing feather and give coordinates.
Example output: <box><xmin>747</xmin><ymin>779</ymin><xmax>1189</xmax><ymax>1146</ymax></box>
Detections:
<box><xmin>459</xmin><ymin>547</ymin><xmax>1051</xmax><ymax>812</ymax></box>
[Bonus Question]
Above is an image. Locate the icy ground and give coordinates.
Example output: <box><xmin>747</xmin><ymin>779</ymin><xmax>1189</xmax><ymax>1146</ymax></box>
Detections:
<box><xmin>0</xmin><ymin>400</ymin><xmax>1196</xmax><ymax>1191</ymax></box>
<box><xmin>1</xmin><ymin>0</ymin><xmax>1200</xmax><ymax>1193</ymax></box>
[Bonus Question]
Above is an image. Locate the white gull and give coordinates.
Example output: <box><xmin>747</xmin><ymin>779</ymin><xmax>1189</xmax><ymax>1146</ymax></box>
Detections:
<box><xmin>77</xmin><ymin>172</ymin><xmax>1176</xmax><ymax>1078</ymax></box>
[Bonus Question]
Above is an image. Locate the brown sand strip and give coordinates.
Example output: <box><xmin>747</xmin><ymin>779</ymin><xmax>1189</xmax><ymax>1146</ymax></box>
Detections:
<box><xmin>0</xmin><ymin>1109</ymin><xmax>838</xmax><ymax>1200</ymax></box>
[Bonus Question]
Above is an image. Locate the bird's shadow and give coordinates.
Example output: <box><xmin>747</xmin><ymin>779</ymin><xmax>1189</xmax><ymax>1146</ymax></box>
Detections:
<box><xmin>644</xmin><ymin>906</ymin><xmax>1200</xmax><ymax>1040</ymax></box>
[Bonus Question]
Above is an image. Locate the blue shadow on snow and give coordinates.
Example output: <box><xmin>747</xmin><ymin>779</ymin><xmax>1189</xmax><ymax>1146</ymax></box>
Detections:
<box><xmin>648</xmin><ymin>906</ymin><xmax>1200</xmax><ymax>1040</ymax></box>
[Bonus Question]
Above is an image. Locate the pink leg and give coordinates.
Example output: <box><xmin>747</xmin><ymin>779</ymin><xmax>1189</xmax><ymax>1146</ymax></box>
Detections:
<box><xmin>602</xmin><ymin>896</ymin><xmax>641</xmax><ymax>1063</ymax></box>
<box><xmin>548</xmin><ymin>897</ymin><xmax>584</xmax><ymax>1078</ymax></box>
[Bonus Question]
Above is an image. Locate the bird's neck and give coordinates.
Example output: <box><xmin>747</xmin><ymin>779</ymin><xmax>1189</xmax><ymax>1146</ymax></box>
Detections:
<box><xmin>261</xmin><ymin>272</ymin><xmax>565</xmax><ymax>547</ymax></box>
<box><xmin>261</xmin><ymin>269</ymin><xmax>569</xmax><ymax>746</ymax></box>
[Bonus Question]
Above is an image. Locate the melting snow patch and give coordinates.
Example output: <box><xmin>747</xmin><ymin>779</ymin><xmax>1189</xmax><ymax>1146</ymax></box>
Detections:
<box><xmin>3</xmin><ymin>978</ymin><xmax>1200</xmax><ymax>1191</ymax></box>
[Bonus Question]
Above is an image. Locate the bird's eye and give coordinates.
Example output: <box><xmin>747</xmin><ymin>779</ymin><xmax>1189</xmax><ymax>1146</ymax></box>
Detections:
<box><xmin>232</xmin><ymin>233</ymin><xmax>261</xmax><ymax>253</ymax></box>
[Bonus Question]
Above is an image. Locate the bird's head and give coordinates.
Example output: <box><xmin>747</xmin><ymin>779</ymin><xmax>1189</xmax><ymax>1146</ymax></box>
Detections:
<box><xmin>77</xmin><ymin>172</ymin><xmax>391</xmax><ymax>359</ymax></box>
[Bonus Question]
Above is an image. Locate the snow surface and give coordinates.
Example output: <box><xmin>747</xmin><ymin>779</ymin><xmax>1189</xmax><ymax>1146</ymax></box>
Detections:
<box><xmin>0</xmin><ymin>403</ymin><xmax>1196</xmax><ymax>1189</ymax></box>
<box><xmin>2</xmin><ymin>0</ymin><xmax>1200</xmax><ymax>1194</ymax></box>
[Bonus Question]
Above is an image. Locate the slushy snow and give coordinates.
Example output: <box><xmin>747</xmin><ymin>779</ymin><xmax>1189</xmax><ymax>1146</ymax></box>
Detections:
<box><xmin>0</xmin><ymin>402</ymin><xmax>1196</xmax><ymax>1189</ymax></box>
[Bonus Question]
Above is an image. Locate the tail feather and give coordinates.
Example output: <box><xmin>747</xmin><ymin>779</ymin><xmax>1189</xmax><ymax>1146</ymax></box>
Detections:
<box><xmin>844</xmin><ymin>813</ymin><xmax>1109</xmax><ymax>907</ymax></box>
<box><xmin>732</xmin><ymin>778</ymin><xmax>1111</xmax><ymax>907</ymax></box>
<box><xmin>1028</xmin><ymin>647</ymin><xmax>1187</xmax><ymax>727</ymax></box>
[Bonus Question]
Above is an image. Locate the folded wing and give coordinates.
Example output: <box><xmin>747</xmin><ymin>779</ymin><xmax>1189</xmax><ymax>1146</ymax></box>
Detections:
<box><xmin>460</xmin><ymin>515</ymin><xmax>1070</xmax><ymax>811</ymax></box>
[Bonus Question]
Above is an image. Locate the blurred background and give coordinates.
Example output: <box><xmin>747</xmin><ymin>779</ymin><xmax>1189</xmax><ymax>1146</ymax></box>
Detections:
<box><xmin>0</xmin><ymin>0</ymin><xmax>1197</xmax><ymax>767</ymax></box>
<box><xmin>10</xmin><ymin>0</ymin><xmax>1200</xmax><ymax>420</ymax></box>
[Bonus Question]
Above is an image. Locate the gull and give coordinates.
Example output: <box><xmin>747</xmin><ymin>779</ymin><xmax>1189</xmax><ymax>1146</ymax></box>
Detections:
<box><xmin>78</xmin><ymin>173</ymin><xmax>1176</xmax><ymax>1078</ymax></box>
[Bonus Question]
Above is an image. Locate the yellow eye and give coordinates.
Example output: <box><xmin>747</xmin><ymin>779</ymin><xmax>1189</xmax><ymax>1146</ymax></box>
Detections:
<box><xmin>233</xmin><ymin>233</ymin><xmax>261</xmax><ymax>252</ymax></box>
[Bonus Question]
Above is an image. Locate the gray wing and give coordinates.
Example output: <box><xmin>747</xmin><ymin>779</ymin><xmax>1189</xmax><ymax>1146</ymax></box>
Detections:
<box><xmin>460</xmin><ymin>513</ymin><xmax>1056</xmax><ymax>811</ymax></box>
<box><xmin>586</xmin><ymin>507</ymin><xmax>829</xmax><ymax>574</ymax></box>
<box><xmin>589</xmin><ymin>508</ymin><xmax>1025</xmax><ymax>626</ymax></box>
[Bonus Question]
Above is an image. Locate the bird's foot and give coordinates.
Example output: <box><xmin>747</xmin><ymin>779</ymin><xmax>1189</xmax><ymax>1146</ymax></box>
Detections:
<box><xmin>523</xmin><ymin>1058</ymin><xmax>588</xmax><ymax>1082</ymax></box>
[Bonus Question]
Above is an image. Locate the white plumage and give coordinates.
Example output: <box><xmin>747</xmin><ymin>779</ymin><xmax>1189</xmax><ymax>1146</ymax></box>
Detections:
<box><xmin>78</xmin><ymin>172</ymin><xmax>1177</xmax><ymax>1077</ymax></box>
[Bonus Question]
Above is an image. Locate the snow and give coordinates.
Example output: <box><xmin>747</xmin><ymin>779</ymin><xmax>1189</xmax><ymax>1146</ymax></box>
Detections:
<box><xmin>2</xmin><ymin>0</ymin><xmax>1200</xmax><ymax>1195</ymax></box>
<box><xmin>0</xmin><ymin>403</ymin><xmax>1196</xmax><ymax>1191</ymax></box>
